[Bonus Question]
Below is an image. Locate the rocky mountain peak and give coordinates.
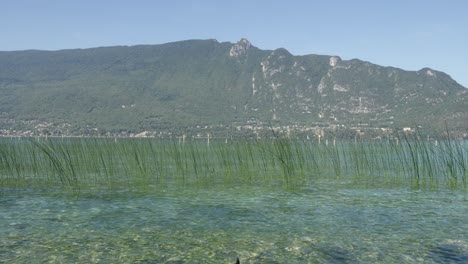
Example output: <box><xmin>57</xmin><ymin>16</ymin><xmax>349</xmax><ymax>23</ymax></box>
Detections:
<box><xmin>329</xmin><ymin>56</ymin><xmax>341</xmax><ymax>67</ymax></box>
<box><xmin>229</xmin><ymin>38</ymin><xmax>253</xmax><ymax>57</ymax></box>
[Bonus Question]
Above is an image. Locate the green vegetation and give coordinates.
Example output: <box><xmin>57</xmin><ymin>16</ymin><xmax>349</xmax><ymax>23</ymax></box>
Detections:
<box><xmin>0</xmin><ymin>136</ymin><xmax>466</xmax><ymax>191</ymax></box>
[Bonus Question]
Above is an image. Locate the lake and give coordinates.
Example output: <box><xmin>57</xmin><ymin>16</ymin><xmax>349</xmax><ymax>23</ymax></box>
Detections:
<box><xmin>1</xmin><ymin>181</ymin><xmax>467</xmax><ymax>263</ymax></box>
<box><xmin>1</xmin><ymin>138</ymin><xmax>467</xmax><ymax>263</ymax></box>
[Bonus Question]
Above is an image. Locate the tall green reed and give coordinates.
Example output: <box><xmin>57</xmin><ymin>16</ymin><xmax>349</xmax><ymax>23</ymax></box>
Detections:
<box><xmin>0</xmin><ymin>135</ymin><xmax>466</xmax><ymax>191</ymax></box>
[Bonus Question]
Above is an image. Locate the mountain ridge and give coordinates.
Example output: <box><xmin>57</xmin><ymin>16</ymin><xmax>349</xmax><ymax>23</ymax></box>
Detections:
<box><xmin>0</xmin><ymin>38</ymin><xmax>466</xmax><ymax>138</ymax></box>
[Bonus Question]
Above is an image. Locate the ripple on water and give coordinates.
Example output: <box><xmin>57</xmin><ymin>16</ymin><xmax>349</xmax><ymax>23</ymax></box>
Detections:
<box><xmin>0</xmin><ymin>186</ymin><xmax>467</xmax><ymax>263</ymax></box>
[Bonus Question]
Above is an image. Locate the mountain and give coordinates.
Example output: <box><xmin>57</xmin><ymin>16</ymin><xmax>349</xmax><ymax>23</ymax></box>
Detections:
<box><xmin>0</xmin><ymin>39</ymin><xmax>467</xmax><ymax>138</ymax></box>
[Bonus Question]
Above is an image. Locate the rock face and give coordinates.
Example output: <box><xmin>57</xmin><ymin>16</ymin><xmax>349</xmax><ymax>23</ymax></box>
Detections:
<box><xmin>229</xmin><ymin>38</ymin><xmax>253</xmax><ymax>57</ymax></box>
<box><xmin>0</xmin><ymin>38</ymin><xmax>467</xmax><ymax>136</ymax></box>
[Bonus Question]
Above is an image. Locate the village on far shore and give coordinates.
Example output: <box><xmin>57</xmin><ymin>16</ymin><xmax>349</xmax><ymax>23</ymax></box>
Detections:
<box><xmin>1</xmin><ymin>119</ymin><xmax>466</xmax><ymax>141</ymax></box>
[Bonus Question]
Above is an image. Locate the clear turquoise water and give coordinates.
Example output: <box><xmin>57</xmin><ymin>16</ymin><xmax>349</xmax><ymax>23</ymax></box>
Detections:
<box><xmin>1</xmin><ymin>181</ymin><xmax>468</xmax><ymax>263</ymax></box>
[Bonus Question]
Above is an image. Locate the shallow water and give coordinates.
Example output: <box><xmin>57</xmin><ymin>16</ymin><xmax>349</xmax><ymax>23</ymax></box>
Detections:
<box><xmin>1</xmin><ymin>181</ymin><xmax>468</xmax><ymax>263</ymax></box>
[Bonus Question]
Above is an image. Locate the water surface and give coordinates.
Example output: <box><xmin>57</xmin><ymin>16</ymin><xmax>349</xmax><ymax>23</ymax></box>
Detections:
<box><xmin>1</xmin><ymin>181</ymin><xmax>468</xmax><ymax>263</ymax></box>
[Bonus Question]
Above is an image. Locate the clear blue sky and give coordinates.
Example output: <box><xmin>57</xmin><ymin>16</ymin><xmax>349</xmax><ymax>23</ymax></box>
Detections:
<box><xmin>2</xmin><ymin>0</ymin><xmax>467</xmax><ymax>87</ymax></box>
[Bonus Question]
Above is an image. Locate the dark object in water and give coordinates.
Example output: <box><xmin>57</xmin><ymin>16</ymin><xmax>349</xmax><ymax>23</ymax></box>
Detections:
<box><xmin>236</xmin><ymin>257</ymin><xmax>240</xmax><ymax>264</ymax></box>
<box><xmin>430</xmin><ymin>243</ymin><xmax>468</xmax><ymax>263</ymax></box>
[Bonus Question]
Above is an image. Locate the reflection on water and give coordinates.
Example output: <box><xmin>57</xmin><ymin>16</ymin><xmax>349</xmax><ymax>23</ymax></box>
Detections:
<box><xmin>1</xmin><ymin>182</ymin><xmax>467</xmax><ymax>263</ymax></box>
